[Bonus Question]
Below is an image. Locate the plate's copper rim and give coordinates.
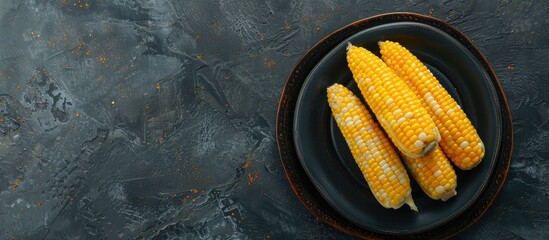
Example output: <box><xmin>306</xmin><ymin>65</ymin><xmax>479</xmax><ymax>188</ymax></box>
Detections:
<box><xmin>275</xmin><ymin>12</ymin><xmax>513</xmax><ymax>239</ymax></box>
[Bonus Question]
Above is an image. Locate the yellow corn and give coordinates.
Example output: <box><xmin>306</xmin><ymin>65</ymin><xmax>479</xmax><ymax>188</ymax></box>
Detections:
<box><xmin>346</xmin><ymin>43</ymin><xmax>440</xmax><ymax>159</ymax></box>
<box><xmin>403</xmin><ymin>146</ymin><xmax>457</xmax><ymax>201</ymax></box>
<box><xmin>379</xmin><ymin>40</ymin><xmax>485</xmax><ymax>170</ymax></box>
<box><xmin>327</xmin><ymin>83</ymin><xmax>417</xmax><ymax>211</ymax></box>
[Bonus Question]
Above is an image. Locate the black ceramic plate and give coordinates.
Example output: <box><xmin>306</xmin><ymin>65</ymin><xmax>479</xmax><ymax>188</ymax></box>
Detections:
<box><xmin>277</xmin><ymin>13</ymin><xmax>513</xmax><ymax>239</ymax></box>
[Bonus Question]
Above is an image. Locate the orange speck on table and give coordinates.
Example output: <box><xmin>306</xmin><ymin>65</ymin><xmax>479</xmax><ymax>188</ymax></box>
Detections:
<box><xmin>247</xmin><ymin>171</ymin><xmax>257</xmax><ymax>185</ymax></box>
<box><xmin>10</xmin><ymin>178</ymin><xmax>21</xmax><ymax>191</ymax></box>
<box><xmin>97</xmin><ymin>56</ymin><xmax>107</xmax><ymax>63</ymax></box>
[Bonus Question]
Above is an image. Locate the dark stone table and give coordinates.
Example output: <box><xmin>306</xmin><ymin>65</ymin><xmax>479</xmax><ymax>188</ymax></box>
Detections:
<box><xmin>0</xmin><ymin>1</ymin><xmax>547</xmax><ymax>239</ymax></box>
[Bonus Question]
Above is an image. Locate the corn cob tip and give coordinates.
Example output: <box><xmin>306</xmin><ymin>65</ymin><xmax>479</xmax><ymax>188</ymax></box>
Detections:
<box><xmin>327</xmin><ymin>83</ymin><xmax>339</xmax><ymax>91</ymax></box>
<box><xmin>405</xmin><ymin>195</ymin><xmax>418</xmax><ymax>212</ymax></box>
<box><xmin>440</xmin><ymin>189</ymin><xmax>457</xmax><ymax>202</ymax></box>
<box><xmin>378</xmin><ymin>40</ymin><xmax>397</xmax><ymax>46</ymax></box>
<box><xmin>377</xmin><ymin>118</ymin><xmax>440</xmax><ymax>159</ymax></box>
<box><xmin>424</xmin><ymin>141</ymin><xmax>437</xmax><ymax>156</ymax></box>
<box><xmin>346</xmin><ymin>42</ymin><xmax>354</xmax><ymax>50</ymax></box>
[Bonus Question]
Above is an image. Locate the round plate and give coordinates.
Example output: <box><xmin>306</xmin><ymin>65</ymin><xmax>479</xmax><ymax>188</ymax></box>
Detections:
<box><xmin>294</xmin><ymin>20</ymin><xmax>500</xmax><ymax>233</ymax></box>
<box><xmin>276</xmin><ymin>13</ymin><xmax>513</xmax><ymax>239</ymax></box>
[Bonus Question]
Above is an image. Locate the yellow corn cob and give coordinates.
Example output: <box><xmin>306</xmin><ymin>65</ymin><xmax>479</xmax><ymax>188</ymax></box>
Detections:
<box><xmin>403</xmin><ymin>146</ymin><xmax>457</xmax><ymax>201</ymax></box>
<box><xmin>346</xmin><ymin>43</ymin><xmax>440</xmax><ymax>159</ymax></box>
<box><xmin>378</xmin><ymin>40</ymin><xmax>485</xmax><ymax>170</ymax></box>
<box><xmin>327</xmin><ymin>83</ymin><xmax>417</xmax><ymax>211</ymax></box>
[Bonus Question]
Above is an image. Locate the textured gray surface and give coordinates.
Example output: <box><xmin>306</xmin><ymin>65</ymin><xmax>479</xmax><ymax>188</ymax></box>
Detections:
<box><xmin>0</xmin><ymin>0</ymin><xmax>547</xmax><ymax>239</ymax></box>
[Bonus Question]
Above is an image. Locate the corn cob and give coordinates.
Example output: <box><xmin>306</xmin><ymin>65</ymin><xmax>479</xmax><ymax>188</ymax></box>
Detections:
<box><xmin>327</xmin><ymin>83</ymin><xmax>417</xmax><ymax>211</ymax></box>
<box><xmin>403</xmin><ymin>146</ymin><xmax>457</xmax><ymax>201</ymax></box>
<box><xmin>346</xmin><ymin>43</ymin><xmax>440</xmax><ymax>159</ymax></box>
<box><xmin>378</xmin><ymin>40</ymin><xmax>485</xmax><ymax>170</ymax></box>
